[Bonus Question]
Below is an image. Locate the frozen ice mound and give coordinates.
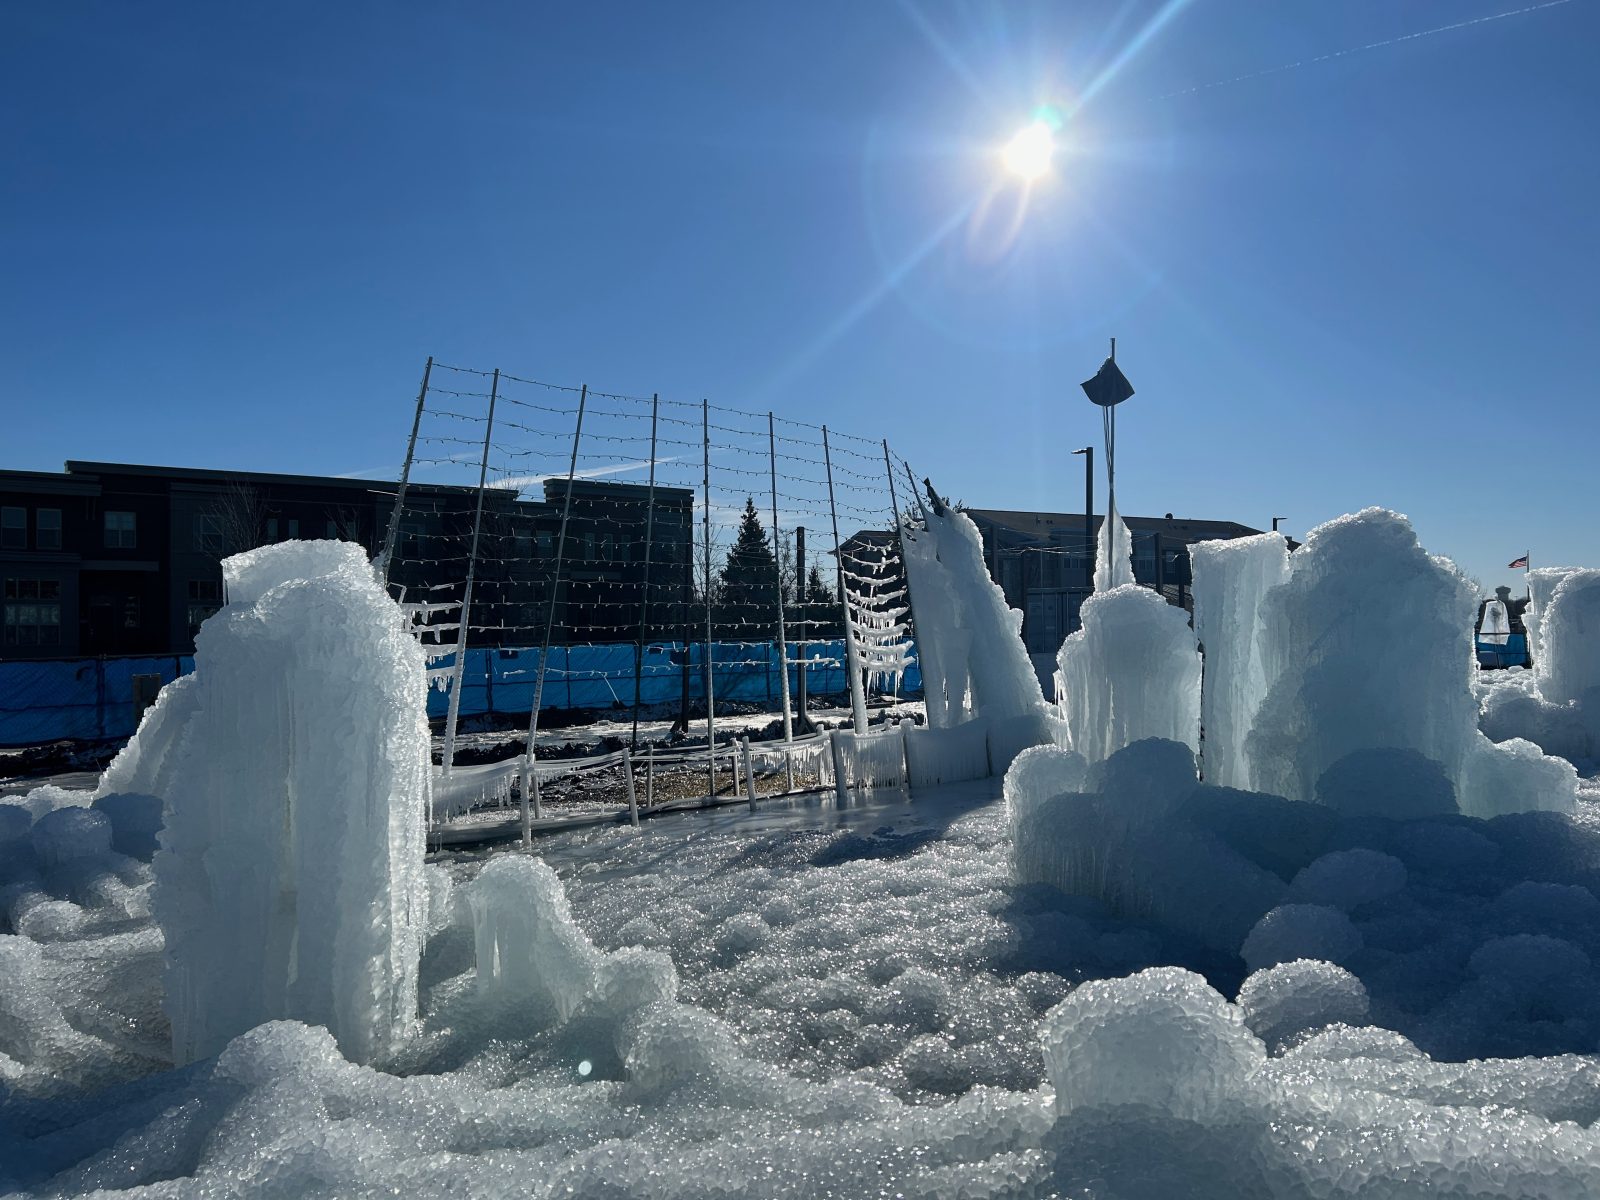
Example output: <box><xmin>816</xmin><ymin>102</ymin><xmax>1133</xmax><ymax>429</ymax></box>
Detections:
<box><xmin>1183</xmin><ymin>508</ymin><xmax>1576</xmax><ymax>820</ymax></box>
<box><xmin>1008</xmin><ymin>739</ymin><xmax>1290</xmax><ymax>952</ymax></box>
<box><xmin>1056</xmin><ymin>583</ymin><xmax>1200</xmax><ymax>763</ymax></box>
<box><xmin>1041</xmin><ymin>966</ymin><xmax>1264</xmax><ymax>1119</ymax></box>
<box><xmin>1241</xmin><ymin>904</ymin><xmax>1363</xmax><ymax>971</ymax></box>
<box><xmin>147</xmin><ymin>539</ymin><xmax>432</xmax><ymax>1066</ymax></box>
<box><xmin>1480</xmin><ymin>569</ymin><xmax>1600</xmax><ymax>768</ymax></box>
<box><xmin>1237</xmin><ymin>959</ymin><xmax>1370</xmax><ymax>1051</ymax></box>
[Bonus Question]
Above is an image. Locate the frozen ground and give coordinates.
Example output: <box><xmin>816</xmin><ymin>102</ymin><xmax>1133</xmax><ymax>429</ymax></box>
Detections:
<box><xmin>8</xmin><ymin>769</ymin><xmax>1600</xmax><ymax>1197</ymax></box>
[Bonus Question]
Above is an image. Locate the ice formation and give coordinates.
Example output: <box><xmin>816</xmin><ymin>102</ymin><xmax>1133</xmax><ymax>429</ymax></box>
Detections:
<box><xmin>899</xmin><ymin>499</ymin><xmax>1059</xmax><ymax>772</ymax></box>
<box><xmin>1481</xmin><ymin>569</ymin><xmax>1600</xmax><ymax>768</ymax></box>
<box><xmin>1188</xmin><ymin>508</ymin><xmax>1575</xmax><ymax>818</ymax></box>
<box><xmin>133</xmin><ymin>541</ymin><xmax>431</xmax><ymax>1066</ymax></box>
<box><xmin>1189</xmin><ymin>531</ymin><xmax>1290</xmax><ymax>788</ymax></box>
<box><xmin>1055</xmin><ymin>579</ymin><xmax>1201</xmax><ymax>762</ymax></box>
<box><xmin>8</xmin><ymin>758</ymin><xmax>1600</xmax><ymax>1196</ymax></box>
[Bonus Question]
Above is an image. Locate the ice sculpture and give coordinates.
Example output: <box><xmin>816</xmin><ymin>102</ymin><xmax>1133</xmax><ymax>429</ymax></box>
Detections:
<box><xmin>1189</xmin><ymin>533</ymin><xmax>1291</xmax><ymax>788</ymax></box>
<box><xmin>146</xmin><ymin>541</ymin><xmax>431</xmax><ymax>1066</ymax></box>
<box><xmin>899</xmin><ymin>492</ymin><xmax>1055</xmax><ymax>766</ymax></box>
<box><xmin>1186</xmin><ymin>508</ymin><xmax>1573</xmax><ymax>817</ymax></box>
<box><xmin>1056</xmin><ymin>511</ymin><xmax>1201</xmax><ymax>762</ymax></box>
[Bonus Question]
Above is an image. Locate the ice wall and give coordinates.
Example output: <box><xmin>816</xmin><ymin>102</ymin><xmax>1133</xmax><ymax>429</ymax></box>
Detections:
<box><xmin>899</xmin><ymin>505</ymin><xmax>1044</xmax><ymax>726</ymax></box>
<box><xmin>1237</xmin><ymin>508</ymin><xmax>1572</xmax><ymax>816</ymax></box>
<box><xmin>1524</xmin><ymin>566</ymin><xmax>1579</xmax><ymax>665</ymax></box>
<box><xmin>1190</xmin><ymin>534</ymin><xmax>1291</xmax><ymax>788</ymax></box>
<box><xmin>1056</xmin><ymin>584</ymin><xmax>1201</xmax><ymax>762</ymax></box>
<box><xmin>148</xmin><ymin>540</ymin><xmax>431</xmax><ymax>1066</ymax></box>
<box><xmin>1538</xmin><ymin>569</ymin><xmax>1600</xmax><ymax>706</ymax></box>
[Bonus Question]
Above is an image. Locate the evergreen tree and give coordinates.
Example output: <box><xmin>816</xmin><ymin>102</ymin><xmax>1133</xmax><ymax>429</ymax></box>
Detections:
<box><xmin>718</xmin><ymin>498</ymin><xmax>779</xmax><ymax>638</ymax></box>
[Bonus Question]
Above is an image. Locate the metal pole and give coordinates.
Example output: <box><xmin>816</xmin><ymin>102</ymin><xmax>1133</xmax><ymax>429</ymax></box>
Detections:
<box><xmin>631</xmin><ymin>394</ymin><xmax>660</xmax><ymax>749</ymax></box>
<box><xmin>795</xmin><ymin>525</ymin><xmax>809</xmax><ymax>728</ymax></box>
<box><xmin>822</xmin><ymin>426</ymin><xmax>868</xmax><ymax>733</ymax></box>
<box><xmin>829</xmin><ymin>728</ymin><xmax>849</xmax><ymax>805</ymax></box>
<box><xmin>742</xmin><ymin>736</ymin><xmax>757</xmax><ymax>807</ymax></box>
<box><xmin>520</xmin><ymin>384</ymin><xmax>588</xmax><ymax>847</ymax></box>
<box><xmin>883</xmin><ymin>440</ymin><xmax>917</xmax><ymax>691</ymax></box>
<box><xmin>768</xmin><ymin>414</ymin><xmax>794</xmax><ymax>745</ymax></box>
<box><xmin>623</xmin><ymin>745</ymin><xmax>640</xmax><ymax>827</ymax></box>
<box><xmin>379</xmin><ymin>355</ymin><xmax>432</xmax><ymax>588</ymax></box>
<box><xmin>646</xmin><ymin>745</ymin><xmax>655</xmax><ymax>809</ymax></box>
<box><xmin>441</xmin><ymin>368</ymin><xmax>498</xmax><ymax>778</ymax></box>
<box><xmin>702</xmin><ymin>398</ymin><xmax>717</xmax><ymax>799</ymax></box>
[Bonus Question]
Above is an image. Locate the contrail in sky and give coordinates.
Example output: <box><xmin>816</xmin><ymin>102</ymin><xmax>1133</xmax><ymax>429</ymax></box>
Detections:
<box><xmin>1154</xmin><ymin>0</ymin><xmax>1575</xmax><ymax>101</ymax></box>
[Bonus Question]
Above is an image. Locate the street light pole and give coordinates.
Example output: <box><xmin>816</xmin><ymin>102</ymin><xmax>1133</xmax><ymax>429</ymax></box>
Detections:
<box><xmin>1272</xmin><ymin>516</ymin><xmax>1287</xmax><ymax>534</ymax></box>
<box><xmin>1072</xmin><ymin>446</ymin><xmax>1093</xmax><ymax>593</ymax></box>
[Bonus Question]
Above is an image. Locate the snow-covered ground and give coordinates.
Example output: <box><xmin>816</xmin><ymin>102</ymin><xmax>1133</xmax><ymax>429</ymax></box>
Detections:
<box><xmin>8</xmin><ymin>769</ymin><xmax>1600</xmax><ymax>1196</ymax></box>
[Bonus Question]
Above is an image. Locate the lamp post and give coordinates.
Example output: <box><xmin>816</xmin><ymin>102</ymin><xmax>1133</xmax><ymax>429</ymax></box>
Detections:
<box><xmin>1272</xmin><ymin>516</ymin><xmax>1287</xmax><ymax>534</ymax></box>
<box><xmin>1080</xmin><ymin>339</ymin><xmax>1135</xmax><ymax>588</ymax></box>
<box><xmin>1071</xmin><ymin>446</ymin><xmax>1094</xmax><ymax>594</ymax></box>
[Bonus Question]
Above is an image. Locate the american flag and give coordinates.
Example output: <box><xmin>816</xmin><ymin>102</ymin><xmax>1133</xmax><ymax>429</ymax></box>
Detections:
<box><xmin>1509</xmin><ymin>554</ymin><xmax>1529</xmax><ymax>569</ymax></box>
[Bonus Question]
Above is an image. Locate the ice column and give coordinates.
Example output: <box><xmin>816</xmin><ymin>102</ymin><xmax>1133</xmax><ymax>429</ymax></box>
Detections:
<box><xmin>899</xmin><ymin>506</ymin><xmax>1044</xmax><ymax>724</ymax></box>
<box><xmin>1536</xmin><ymin>569</ymin><xmax>1600</xmax><ymax>706</ymax></box>
<box><xmin>149</xmin><ymin>541</ymin><xmax>431</xmax><ymax>1066</ymax></box>
<box><xmin>1057</xmin><ymin>511</ymin><xmax>1200</xmax><ymax>762</ymax></box>
<box><xmin>1238</xmin><ymin>508</ymin><xmax>1572</xmax><ymax>816</ymax></box>
<box><xmin>1189</xmin><ymin>533</ymin><xmax>1290</xmax><ymax>788</ymax></box>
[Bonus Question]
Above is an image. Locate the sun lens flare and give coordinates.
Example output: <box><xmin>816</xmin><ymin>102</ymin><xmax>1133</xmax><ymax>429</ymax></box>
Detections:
<box><xmin>1002</xmin><ymin>119</ymin><xmax>1055</xmax><ymax>181</ymax></box>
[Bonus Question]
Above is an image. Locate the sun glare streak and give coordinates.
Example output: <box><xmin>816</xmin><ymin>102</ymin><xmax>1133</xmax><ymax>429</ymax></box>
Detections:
<box><xmin>756</xmin><ymin>198</ymin><xmax>977</xmax><ymax>398</ymax></box>
<box><xmin>1069</xmin><ymin>0</ymin><xmax>1197</xmax><ymax>116</ymax></box>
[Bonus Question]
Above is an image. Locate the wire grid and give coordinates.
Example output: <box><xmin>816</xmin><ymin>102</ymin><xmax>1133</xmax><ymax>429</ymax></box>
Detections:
<box><xmin>384</xmin><ymin>361</ymin><xmax>919</xmax><ymax>703</ymax></box>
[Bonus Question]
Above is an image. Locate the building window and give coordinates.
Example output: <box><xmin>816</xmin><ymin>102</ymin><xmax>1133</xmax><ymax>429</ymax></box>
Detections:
<box><xmin>194</xmin><ymin>512</ymin><xmax>224</xmax><ymax>554</ymax></box>
<box><xmin>1</xmin><ymin>507</ymin><xmax>24</xmax><ymax>549</ymax></box>
<box><xmin>104</xmin><ymin>510</ymin><xmax>137</xmax><ymax>549</ymax></box>
<box><xmin>287</xmin><ymin>518</ymin><xmax>299</xmax><ymax>539</ymax></box>
<box><xmin>2</xmin><ymin>577</ymin><xmax>62</xmax><ymax>646</ymax></box>
<box><xmin>265</xmin><ymin>517</ymin><xmax>279</xmax><ymax>541</ymax></box>
<box><xmin>36</xmin><ymin>508</ymin><xmax>62</xmax><ymax>550</ymax></box>
<box><xmin>326</xmin><ymin>520</ymin><xmax>339</xmax><ymax>539</ymax></box>
<box><xmin>187</xmin><ymin>579</ymin><xmax>224</xmax><ymax>635</ymax></box>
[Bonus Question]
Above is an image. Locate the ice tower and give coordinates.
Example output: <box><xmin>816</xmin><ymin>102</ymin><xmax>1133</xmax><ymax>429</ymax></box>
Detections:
<box><xmin>139</xmin><ymin>541</ymin><xmax>431</xmax><ymax>1065</ymax></box>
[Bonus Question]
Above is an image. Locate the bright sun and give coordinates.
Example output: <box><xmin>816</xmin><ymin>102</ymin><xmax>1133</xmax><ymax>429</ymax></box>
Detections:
<box><xmin>1002</xmin><ymin>119</ymin><xmax>1055</xmax><ymax>181</ymax></box>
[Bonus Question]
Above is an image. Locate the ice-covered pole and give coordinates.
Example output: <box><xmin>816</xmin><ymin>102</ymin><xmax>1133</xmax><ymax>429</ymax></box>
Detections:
<box><xmin>770</xmin><ymin>414</ymin><xmax>794</xmax><ymax>745</ymax></box>
<box><xmin>702</xmin><ymin>398</ymin><xmax>718</xmax><ymax>796</ymax></box>
<box><xmin>442</xmin><ymin>368</ymin><xmax>498</xmax><ymax>779</ymax></box>
<box><xmin>521</xmin><ymin>384</ymin><xmax>587</xmax><ymax>846</ymax></box>
<box><xmin>630</xmin><ymin>394</ymin><xmax>660</xmax><ymax>750</ymax></box>
<box><xmin>823</xmin><ymin>425</ymin><xmax>869</xmax><ymax>734</ymax></box>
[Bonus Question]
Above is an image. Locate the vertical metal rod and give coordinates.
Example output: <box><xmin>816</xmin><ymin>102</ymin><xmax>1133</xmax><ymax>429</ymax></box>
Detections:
<box><xmin>441</xmin><ymin>369</ymin><xmax>498</xmax><ymax>778</ymax></box>
<box><xmin>702</xmin><ymin>398</ymin><xmax>717</xmax><ymax>799</ymax></box>
<box><xmin>829</xmin><ymin>728</ymin><xmax>849</xmax><ymax>805</ymax></box>
<box><xmin>883</xmin><ymin>440</ymin><xmax>917</xmax><ymax>697</ymax></box>
<box><xmin>646</xmin><ymin>745</ymin><xmax>655</xmax><ymax>809</ymax></box>
<box><xmin>631</xmin><ymin>394</ymin><xmax>660</xmax><ymax>749</ymax></box>
<box><xmin>784</xmin><ymin>746</ymin><xmax>794</xmax><ymax>793</ymax></box>
<box><xmin>379</xmin><ymin>355</ymin><xmax>432</xmax><ymax>588</ymax></box>
<box><xmin>521</xmin><ymin>384</ymin><xmax>588</xmax><ymax>847</ymax></box>
<box><xmin>623</xmin><ymin>745</ymin><xmax>639</xmax><ymax>827</ymax></box>
<box><xmin>822</xmin><ymin>426</ymin><xmax>868</xmax><ymax>733</ymax></box>
<box><xmin>795</xmin><ymin>525</ymin><xmax>809</xmax><ymax>726</ymax></box>
<box><xmin>768</xmin><ymin>414</ymin><xmax>794</xmax><ymax>745</ymax></box>
<box><xmin>742</xmin><ymin>736</ymin><xmax>757</xmax><ymax>807</ymax></box>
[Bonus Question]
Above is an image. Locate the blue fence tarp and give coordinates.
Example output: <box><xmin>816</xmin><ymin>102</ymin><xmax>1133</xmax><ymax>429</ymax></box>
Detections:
<box><xmin>0</xmin><ymin>641</ymin><xmax>920</xmax><ymax>747</ymax></box>
<box><xmin>0</xmin><ymin>655</ymin><xmax>193</xmax><ymax>747</ymax></box>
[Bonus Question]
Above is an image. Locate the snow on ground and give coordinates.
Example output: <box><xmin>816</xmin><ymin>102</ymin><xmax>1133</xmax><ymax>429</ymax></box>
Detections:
<box><xmin>8</xmin><ymin>769</ymin><xmax>1600</xmax><ymax>1197</ymax></box>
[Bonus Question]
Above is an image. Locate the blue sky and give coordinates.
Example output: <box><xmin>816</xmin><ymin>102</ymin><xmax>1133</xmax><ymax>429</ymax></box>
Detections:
<box><xmin>3</xmin><ymin>1</ymin><xmax>1595</xmax><ymax>591</ymax></box>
